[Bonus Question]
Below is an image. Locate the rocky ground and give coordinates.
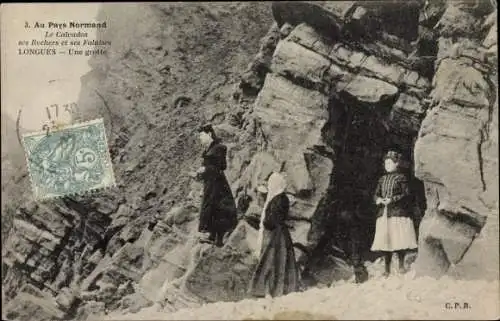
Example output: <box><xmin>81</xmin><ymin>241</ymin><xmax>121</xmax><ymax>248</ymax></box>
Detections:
<box><xmin>82</xmin><ymin>209</ymin><xmax>500</xmax><ymax>320</ymax></box>
<box><xmin>2</xmin><ymin>1</ymin><xmax>498</xmax><ymax>320</ymax></box>
<box><xmin>104</xmin><ymin>260</ymin><xmax>500</xmax><ymax>320</ymax></box>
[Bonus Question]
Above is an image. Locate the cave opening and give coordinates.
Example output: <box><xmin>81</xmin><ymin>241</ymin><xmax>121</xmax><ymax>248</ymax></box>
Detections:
<box><xmin>304</xmin><ymin>91</ymin><xmax>426</xmax><ymax>286</ymax></box>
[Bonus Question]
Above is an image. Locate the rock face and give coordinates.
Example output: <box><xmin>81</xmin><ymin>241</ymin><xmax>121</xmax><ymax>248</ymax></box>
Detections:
<box><xmin>1</xmin><ymin>112</ymin><xmax>29</xmax><ymax>246</ymax></box>
<box><xmin>413</xmin><ymin>0</ymin><xmax>498</xmax><ymax>278</ymax></box>
<box><xmin>233</xmin><ymin>0</ymin><xmax>435</xmax><ymax>287</ymax></box>
<box><xmin>1</xmin><ymin>1</ymin><xmax>497</xmax><ymax>319</ymax></box>
<box><xmin>3</xmin><ymin>285</ymin><xmax>66</xmax><ymax>321</ymax></box>
<box><xmin>2</xmin><ymin>2</ymin><xmax>274</xmax><ymax>318</ymax></box>
<box><xmin>183</xmin><ymin>222</ymin><xmax>259</xmax><ymax>303</ymax></box>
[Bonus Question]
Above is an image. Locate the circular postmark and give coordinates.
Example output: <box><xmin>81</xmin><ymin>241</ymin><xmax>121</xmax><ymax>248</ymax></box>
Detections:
<box><xmin>11</xmin><ymin>79</ymin><xmax>118</xmax><ymax>200</ymax></box>
<box><xmin>15</xmin><ymin>79</ymin><xmax>116</xmax><ymax>148</ymax></box>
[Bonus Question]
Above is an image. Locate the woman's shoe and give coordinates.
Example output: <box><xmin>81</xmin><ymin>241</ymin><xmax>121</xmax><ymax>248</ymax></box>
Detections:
<box><xmin>382</xmin><ymin>271</ymin><xmax>390</xmax><ymax>278</ymax></box>
<box><xmin>399</xmin><ymin>266</ymin><xmax>408</xmax><ymax>274</ymax></box>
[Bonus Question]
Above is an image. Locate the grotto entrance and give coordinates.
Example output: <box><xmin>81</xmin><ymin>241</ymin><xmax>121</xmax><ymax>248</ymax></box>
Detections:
<box><xmin>303</xmin><ymin>92</ymin><xmax>426</xmax><ymax>286</ymax></box>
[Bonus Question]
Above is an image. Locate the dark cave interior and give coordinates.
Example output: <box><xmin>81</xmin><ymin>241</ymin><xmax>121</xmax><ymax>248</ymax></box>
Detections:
<box><xmin>300</xmin><ymin>0</ymin><xmax>432</xmax><ymax>286</ymax></box>
<box><xmin>303</xmin><ymin>90</ymin><xmax>427</xmax><ymax>286</ymax></box>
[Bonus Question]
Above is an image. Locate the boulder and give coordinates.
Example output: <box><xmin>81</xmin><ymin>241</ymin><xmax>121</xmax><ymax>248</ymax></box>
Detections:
<box><xmin>138</xmin><ymin>233</ymin><xmax>199</xmax><ymax>303</ymax></box>
<box><xmin>254</xmin><ymin>74</ymin><xmax>329</xmax><ymax>151</ymax></box>
<box><xmin>182</xmin><ymin>221</ymin><xmax>259</xmax><ymax>303</ymax></box>
<box><xmin>448</xmin><ymin>212</ymin><xmax>499</xmax><ymax>281</ymax></box>
<box><xmin>271</xmin><ymin>39</ymin><xmax>332</xmax><ymax>92</ymax></box>
<box><xmin>340</xmin><ymin>74</ymin><xmax>398</xmax><ymax>104</ymax></box>
<box><xmin>414</xmin><ymin>207</ymin><xmax>485</xmax><ymax>278</ymax></box>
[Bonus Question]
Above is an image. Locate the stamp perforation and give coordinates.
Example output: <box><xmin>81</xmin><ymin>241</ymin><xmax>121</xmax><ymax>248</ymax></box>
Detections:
<box><xmin>21</xmin><ymin>118</ymin><xmax>117</xmax><ymax>201</ymax></box>
<box><xmin>21</xmin><ymin>118</ymin><xmax>107</xmax><ymax>138</ymax></box>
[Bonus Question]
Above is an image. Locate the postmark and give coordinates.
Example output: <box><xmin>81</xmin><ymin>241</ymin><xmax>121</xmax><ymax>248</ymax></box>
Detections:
<box><xmin>22</xmin><ymin>118</ymin><xmax>116</xmax><ymax>200</ymax></box>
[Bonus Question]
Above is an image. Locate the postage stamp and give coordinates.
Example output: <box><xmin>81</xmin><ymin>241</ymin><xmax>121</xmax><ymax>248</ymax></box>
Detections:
<box><xmin>21</xmin><ymin>118</ymin><xmax>116</xmax><ymax>200</ymax></box>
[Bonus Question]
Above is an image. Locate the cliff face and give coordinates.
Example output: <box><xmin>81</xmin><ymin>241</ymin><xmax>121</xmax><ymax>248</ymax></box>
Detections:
<box><xmin>2</xmin><ymin>1</ymin><xmax>497</xmax><ymax>320</ymax></box>
<box><xmin>413</xmin><ymin>1</ymin><xmax>498</xmax><ymax>279</ymax></box>
<box><xmin>3</xmin><ymin>3</ymin><xmax>274</xmax><ymax>320</ymax></box>
<box><xmin>1</xmin><ymin>113</ymin><xmax>29</xmax><ymax>246</ymax></box>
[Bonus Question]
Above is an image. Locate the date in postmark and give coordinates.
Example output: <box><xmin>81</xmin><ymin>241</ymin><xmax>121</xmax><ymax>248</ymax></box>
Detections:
<box><xmin>22</xmin><ymin>118</ymin><xmax>116</xmax><ymax>200</ymax></box>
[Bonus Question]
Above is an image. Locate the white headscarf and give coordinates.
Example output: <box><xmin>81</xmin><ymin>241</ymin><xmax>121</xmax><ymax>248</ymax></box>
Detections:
<box><xmin>256</xmin><ymin>172</ymin><xmax>287</xmax><ymax>257</ymax></box>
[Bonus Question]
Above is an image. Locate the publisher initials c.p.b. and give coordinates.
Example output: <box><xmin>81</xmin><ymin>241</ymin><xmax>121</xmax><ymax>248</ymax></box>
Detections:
<box><xmin>445</xmin><ymin>302</ymin><xmax>471</xmax><ymax>310</ymax></box>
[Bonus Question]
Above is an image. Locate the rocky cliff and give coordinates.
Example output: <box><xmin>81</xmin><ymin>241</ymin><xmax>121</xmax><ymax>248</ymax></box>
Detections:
<box><xmin>2</xmin><ymin>1</ymin><xmax>497</xmax><ymax>320</ymax></box>
<box><xmin>413</xmin><ymin>0</ymin><xmax>498</xmax><ymax>279</ymax></box>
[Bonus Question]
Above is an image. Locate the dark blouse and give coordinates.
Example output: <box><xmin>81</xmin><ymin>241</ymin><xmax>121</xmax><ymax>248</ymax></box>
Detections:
<box><xmin>374</xmin><ymin>172</ymin><xmax>412</xmax><ymax>218</ymax></box>
<box><xmin>263</xmin><ymin>193</ymin><xmax>290</xmax><ymax>230</ymax></box>
<box><xmin>201</xmin><ymin>141</ymin><xmax>227</xmax><ymax>177</ymax></box>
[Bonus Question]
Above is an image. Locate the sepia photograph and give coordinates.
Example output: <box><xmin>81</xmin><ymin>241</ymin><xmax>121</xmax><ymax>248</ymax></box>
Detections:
<box><xmin>1</xmin><ymin>1</ymin><xmax>498</xmax><ymax>320</ymax></box>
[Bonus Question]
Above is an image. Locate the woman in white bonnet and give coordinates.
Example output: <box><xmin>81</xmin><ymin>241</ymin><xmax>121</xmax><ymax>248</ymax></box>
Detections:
<box><xmin>248</xmin><ymin>172</ymin><xmax>300</xmax><ymax>298</ymax></box>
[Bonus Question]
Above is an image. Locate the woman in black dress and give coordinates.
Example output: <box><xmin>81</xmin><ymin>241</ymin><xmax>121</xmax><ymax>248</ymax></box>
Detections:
<box><xmin>195</xmin><ymin>124</ymin><xmax>237</xmax><ymax>247</ymax></box>
<box><xmin>248</xmin><ymin>172</ymin><xmax>300</xmax><ymax>298</ymax></box>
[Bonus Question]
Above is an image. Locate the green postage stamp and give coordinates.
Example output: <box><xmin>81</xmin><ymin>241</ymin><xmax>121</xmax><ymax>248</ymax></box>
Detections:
<box><xmin>22</xmin><ymin>118</ymin><xmax>116</xmax><ymax>200</ymax></box>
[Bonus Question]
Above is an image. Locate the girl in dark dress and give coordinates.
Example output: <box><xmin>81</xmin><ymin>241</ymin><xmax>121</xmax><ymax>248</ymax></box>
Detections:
<box><xmin>248</xmin><ymin>172</ymin><xmax>300</xmax><ymax>298</ymax></box>
<box><xmin>371</xmin><ymin>150</ymin><xmax>417</xmax><ymax>277</ymax></box>
<box><xmin>195</xmin><ymin>124</ymin><xmax>237</xmax><ymax>247</ymax></box>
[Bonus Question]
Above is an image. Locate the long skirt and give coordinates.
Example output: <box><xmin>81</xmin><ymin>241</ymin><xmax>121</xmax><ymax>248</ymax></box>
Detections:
<box><xmin>248</xmin><ymin>226</ymin><xmax>300</xmax><ymax>298</ymax></box>
<box><xmin>371</xmin><ymin>207</ymin><xmax>417</xmax><ymax>252</ymax></box>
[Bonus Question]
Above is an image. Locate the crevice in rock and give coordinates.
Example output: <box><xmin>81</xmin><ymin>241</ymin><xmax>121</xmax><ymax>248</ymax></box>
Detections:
<box><xmin>477</xmin><ymin>129</ymin><xmax>487</xmax><ymax>192</ymax></box>
<box><xmin>476</xmin><ymin>71</ymin><xmax>497</xmax><ymax>193</ymax></box>
<box><xmin>304</xmin><ymin>89</ymin><xmax>427</xmax><ymax>285</ymax></box>
<box><xmin>45</xmin><ymin>225</ymin><xmax>73</xmax><ymax>283</ymax></box>
<box><xmin>280</xmin><ymin>69</ymin><xmax>331</xmax><ymax>95</ymax></box>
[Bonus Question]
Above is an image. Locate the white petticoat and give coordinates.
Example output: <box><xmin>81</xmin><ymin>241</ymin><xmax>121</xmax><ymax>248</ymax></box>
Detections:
<box><xmin>371</xmin><ymin>206</ymin><xmax>418</xmax><ymax>252</ymax></box>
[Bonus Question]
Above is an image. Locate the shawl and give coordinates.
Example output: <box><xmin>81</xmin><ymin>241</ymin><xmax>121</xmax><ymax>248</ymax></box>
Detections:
<box><xmin>256</xmin><ymin>172</ymin><xmax>287</xmax><ymax>257</ymax></box>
